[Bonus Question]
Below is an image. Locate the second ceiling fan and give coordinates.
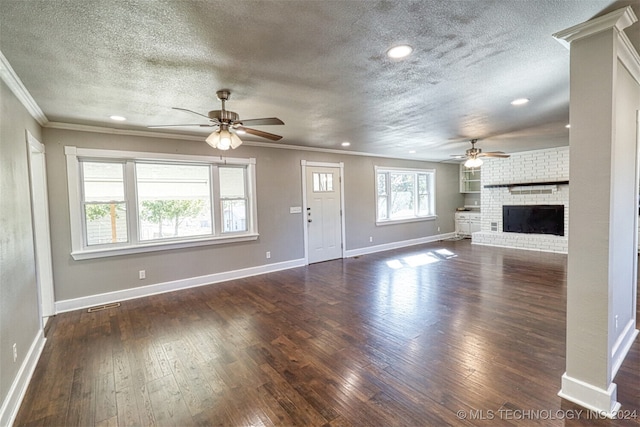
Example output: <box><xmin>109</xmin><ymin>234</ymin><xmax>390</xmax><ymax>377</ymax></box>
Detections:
<box><xmin>452</xmin><ymin>139</ymin><xmax>510</xmax><ymax>168</ymax></box>
<box><xmin>150</xmin><ymin>90</ymin><xmax>284</xmax><ymax>150</ymax></box>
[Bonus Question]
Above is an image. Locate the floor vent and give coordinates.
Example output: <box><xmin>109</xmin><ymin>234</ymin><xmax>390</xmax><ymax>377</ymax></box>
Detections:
<box><xmin>87</xmin><ymin>302</ymin><xmax>121</xmax><ymax>313</ymax></box>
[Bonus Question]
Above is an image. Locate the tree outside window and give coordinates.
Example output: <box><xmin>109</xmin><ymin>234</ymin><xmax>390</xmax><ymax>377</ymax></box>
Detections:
<box><xmin>140</xmin><ymin>199</ymin><xmax>205</xmax><ymax>239</ymax></box>
<box><xmin>136</xmin><ymin>163</ymin><xmax>212</xmax><ymax>241</ymax></box>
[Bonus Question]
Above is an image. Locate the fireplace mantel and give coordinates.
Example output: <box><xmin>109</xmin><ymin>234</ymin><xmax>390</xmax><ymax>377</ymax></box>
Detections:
<box><xmin>484</xmin><ymin>180</ymin><xmax>569</xmax><ymax>188</ymax></box>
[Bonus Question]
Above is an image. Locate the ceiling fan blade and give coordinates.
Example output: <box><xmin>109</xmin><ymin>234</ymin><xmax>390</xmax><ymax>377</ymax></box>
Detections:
<box><xmin>148</xmin><ymin>124</ymin><xmax>216</xmax><ymax>128</ymax></box>
<box><xmin>172</xmin><ymin>107</ymin><xmax>211</xmax><ymax>120</ymax></box>
<box><xmin>479</xmin><ymin>152</ymin><xmax>510</xmax><ymax>158</ymax></box>
<box><xmin>237</xmin><ymin>117</ymin><xmax>284</xmax><ymax>126</ymax></box>
<box><xmin>238</xmin><ymin>126</ymin><xmax>283</xmax><ymax>141</ymax></box>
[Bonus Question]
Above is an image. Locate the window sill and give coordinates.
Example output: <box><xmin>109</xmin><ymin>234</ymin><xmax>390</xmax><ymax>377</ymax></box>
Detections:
<box><xmin>71</xmin><ymin>233</ymin><xmax>259</xmax><ymax>260</ymax></box>
<box><xmin>376</xmin><ymin>215</ymin><xmax>437</xmax><ymax>226</ymax></box>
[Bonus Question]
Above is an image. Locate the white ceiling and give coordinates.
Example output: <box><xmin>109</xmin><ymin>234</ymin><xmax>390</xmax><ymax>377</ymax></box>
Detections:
<box><xmin>1</xmin><ymin>0</ymin><xmax>638</xmax><ymax>161</ymax></box>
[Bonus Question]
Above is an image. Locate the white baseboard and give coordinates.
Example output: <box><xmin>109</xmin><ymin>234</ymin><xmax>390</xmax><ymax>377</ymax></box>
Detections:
<box><xmin>56</xmin><ymin>232</ymin><xmax>458</xmax><ymax>313</ymax></box>
<box><xmin>558</xmin><ymin>374</ymin><xmax>620</xmax><ymax>418</ymax></box>
<box><xmin>344</xmin><ymin>232</ymin><xmax>456</xmax><ymax>258</ymax></box>
<box><xmin>0</xmin><ymin>329</ymin><xmax>46</xmax><ymax>427</ymax></box>
<box><xmin>55</xmin><ymin>258</ymin><xmax>306</xmax><ymax>313</ymax></box>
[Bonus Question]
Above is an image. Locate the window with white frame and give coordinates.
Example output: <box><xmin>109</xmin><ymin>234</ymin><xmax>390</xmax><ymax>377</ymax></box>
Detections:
<box><xmin>66</xmin><ymin>147</ymin><xmax>257</xmax><ymax>260</ymax></box>
<box><xmin>375</xmin><ymin>166</ymin><xmax>436</xmax><ymax>224</ymax></box>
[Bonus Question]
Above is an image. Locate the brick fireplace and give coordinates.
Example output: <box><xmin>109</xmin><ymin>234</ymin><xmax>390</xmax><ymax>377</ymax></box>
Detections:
<box><xmin>472</xmin><ymin>146</ymin><xmax>569</xmax><ymax>253</ymax></box>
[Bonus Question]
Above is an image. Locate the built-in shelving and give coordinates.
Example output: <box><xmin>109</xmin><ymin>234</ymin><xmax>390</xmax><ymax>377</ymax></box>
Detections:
<box><xmin>484</xmin><ymin>180</ymin><xmax>569</xmax><ymax>188</ymax></box>
<box><xmin>460</xmin><ymin>164</ymin><xmax>481</xmax><ymax>193</ymax></box>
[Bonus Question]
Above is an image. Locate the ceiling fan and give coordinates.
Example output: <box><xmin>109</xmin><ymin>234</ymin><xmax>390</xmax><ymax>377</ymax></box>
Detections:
<box><xmin>149</xmin><ymin>90</ymin><xmax>284</xmax><ymax>150</ymax></box>
<box><xmin>452</xmin><ymin>139</ymin><xmax>510</xmax><ymax>168</ymax></box>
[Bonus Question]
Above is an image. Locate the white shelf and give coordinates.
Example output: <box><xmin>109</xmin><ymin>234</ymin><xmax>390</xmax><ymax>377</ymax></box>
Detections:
<box><xmin>460</xmin><ymin>164</ymin><xmax>481</xmax><ymax>193</ymax></box>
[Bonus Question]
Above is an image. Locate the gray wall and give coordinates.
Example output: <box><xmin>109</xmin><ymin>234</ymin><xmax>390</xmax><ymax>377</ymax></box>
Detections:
<box><xmin>43</xmin><ymin>127</ymin><xmax>463</xmax><ymax>302</ymax></box>
<box><xmin>0</xmin><ymin>80</ymin><xmax>42</xmax><ymax>407</ymax></box>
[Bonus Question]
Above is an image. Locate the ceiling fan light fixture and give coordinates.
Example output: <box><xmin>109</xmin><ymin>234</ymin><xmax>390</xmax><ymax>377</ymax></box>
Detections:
<box><xmin>230</xmin><ymin>132</ymin><xmax>243</xmax><ymax>149</ymax></box>
<box><xmin>205</xmin><ymin>126</ymin><xmax>244</xmax><ymax>151</ymax></box>
<box><xmin>205</xmin><ymin>130</ymin><xmax>226</xmax><ymax>150</ymax></box>
<box><xmin>464</xmin><ymin>157</ymin><xmax>483</xmax><ymax>168</ymax></box>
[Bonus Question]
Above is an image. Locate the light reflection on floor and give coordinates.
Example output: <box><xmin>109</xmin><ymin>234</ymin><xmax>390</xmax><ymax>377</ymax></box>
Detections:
<box><xmin>376</xmin><ymin>248</ymin><xmax>460</xmax><ymax>324</ymax></box>
<box><xmin>434</xmin><ymin>248</ymin><xmax>457</xmax><ymax>258</ymax></box>
<box><xmin>385</xmin><ymin>248</ymin><xmax>457</xmax><ymax>269</ymax></box>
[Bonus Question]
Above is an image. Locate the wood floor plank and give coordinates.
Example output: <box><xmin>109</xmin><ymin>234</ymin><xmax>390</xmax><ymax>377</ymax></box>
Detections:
<box><xmin>114</xmin><ymin>386</ymin><xmax>141</xmax><ymax>427</ymax></box>
<box><xmin>64</xmin><ymin>367</ymin><xmax>96</xmax><ymax>427</ymax></box>
<box><xmin>94</xmin><ymin>373</ymin><xmax>117</xmax><ymax>424</ymax></box>
<box><xmin>12</xmin><ymin>240</ymin><xmax>640</xmax><ymax>426</ymax></box>
<box><xmin>259</xmin><ymin>362</ymin><xmax>330</xmax><ymax>426</ymax></box>
<box><xmin>163</xmin><ymin>339</ymin><xmax>217</xmax><ymax>417</ymax></box>
<box><xmin>95</xmin><ymin>415</ymin><xmax>118</xmax><ymax>427</ymax></box>
<box><xmin>147</xmin><ymin>374</ymin><xmax>192</xmax><ymax>426</ymax></box>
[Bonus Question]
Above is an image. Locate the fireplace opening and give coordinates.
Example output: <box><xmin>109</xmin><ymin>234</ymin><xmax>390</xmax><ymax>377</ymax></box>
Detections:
<box><xmin>503</xmin><ymin>205</ymin><xmax>564</xmax><ymax>236</ymax></box>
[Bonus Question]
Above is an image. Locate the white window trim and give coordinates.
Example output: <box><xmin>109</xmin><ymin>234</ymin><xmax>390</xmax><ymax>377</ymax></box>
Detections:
<box><xmin>65</xmin><ymin>146</ymin><xmax>258</xmax><ymax>260</ymax></box>
<box><xmin>374</xmin><ymin>165</ymin><xmax>437</xmax><ymax>226</ymax></box>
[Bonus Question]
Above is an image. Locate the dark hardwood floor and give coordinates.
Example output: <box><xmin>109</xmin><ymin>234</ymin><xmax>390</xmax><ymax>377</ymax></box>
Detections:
<box><xmin>14</xmin><ymin>240</ymin><xmax>640</xmax><ymax>426</ymax></box>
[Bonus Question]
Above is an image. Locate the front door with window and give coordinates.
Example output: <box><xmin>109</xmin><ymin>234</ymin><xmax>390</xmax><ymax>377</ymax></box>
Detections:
<box><xmin>305</xmin><ymin>166</ymin><xmax>343</xmax><ymax>264</ymax></box>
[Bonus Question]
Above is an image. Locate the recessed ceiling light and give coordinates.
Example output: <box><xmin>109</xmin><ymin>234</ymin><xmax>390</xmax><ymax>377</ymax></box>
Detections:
<box><xmin>341</xmin><ymin>141</ymin><xmax>351</xmax><ymax>147</ymax></box>
<box><xmin>565</xmin><ymin>124</ymin><xmax>571</xmax><ymax>129</ymax></box>
<box><xmin>510</xmin><ymin>98</ymin><xmax>529</xmax><ymax>106</ymax></box>
<box><xmin>110</xmin><ymin>115</ymin><xmax>127</xmax><ymax>121</ymax></box>
<box><xmin>387</xmin><ymin>45</ymin><xmax>413</xmax><ymax>59</ymax></box>
<box><xmin>409</xmin><ymin>150</ymin><xmax>416</xmax><ymax>154</ymax></box>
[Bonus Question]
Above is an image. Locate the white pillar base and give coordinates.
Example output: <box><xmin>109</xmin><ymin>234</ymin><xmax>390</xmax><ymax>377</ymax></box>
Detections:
<box><xmin>558</xmin><ymin>374</ymin><xmax>620</xmax><ymax>418</ymax></box>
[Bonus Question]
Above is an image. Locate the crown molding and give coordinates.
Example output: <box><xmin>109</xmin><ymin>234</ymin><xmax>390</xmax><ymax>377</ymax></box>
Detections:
<box><xmin>553</xmin><ymin>6</ymin><xmax>638</xmax><ymax>49</ymax></box>
<box><xmin>0</xmin><ymin>50</ymin><xmax>48</xmax><ymax>126</ymax></box>
<box><xmin>45</xmin><ymin>121</ymin><xmax>444</xmax><ymax>163</ymax></box>
<box><xmin>617</xmin><ymin>30</ymin><xmax>640</xmax><ymax>85</ymax></box>
<box><xmin>552</xmin><ymin>6</ymin><xmax>640</xmax><ymax>83</ymax></box>
<box><xmin>46</xmin><ymin>121</ymin><xmax>205</xmax><ymax>141</ymax></box>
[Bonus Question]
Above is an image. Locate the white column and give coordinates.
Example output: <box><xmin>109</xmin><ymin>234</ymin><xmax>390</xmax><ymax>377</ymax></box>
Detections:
<box><xmin>553</xmin><ymin>7</ymin><xmax>640</xmax><ymax>416</ymax></box>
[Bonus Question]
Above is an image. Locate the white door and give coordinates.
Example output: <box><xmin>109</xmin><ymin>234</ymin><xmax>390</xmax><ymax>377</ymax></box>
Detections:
<box><xmin>27</xmin><ymin>132</ymin><xmax>55</xmax><ymax>319</ymax></box>
<box><xmin>305</xmin><ymin>165</ymin><xmax>343</xmax><ymax>264</ymax></box>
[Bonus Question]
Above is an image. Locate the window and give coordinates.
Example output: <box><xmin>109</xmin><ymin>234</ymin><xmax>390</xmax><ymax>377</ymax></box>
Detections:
<box><xmin>375</xmin><ymin>166</ymin><xmax>436</xmax><ymax>224</ymax></box>
<box><xmin>136</xmin><ymin>163</ymin><xmax>212</xmax><ymax>240</ymax></box>
<box><xmin>312</xmin><ymin>172</ymin><xmax>334</xmax><ymax>192</ymax></box>
<box><xmin>81</xmin><ymin>161</ymin><xmax>128</xmax><ymax>245</ymax></box>
<box><xmin>219</xmin><ymin>166</ymin><xmax>247</xmax><ymax>233</ymax></box>
<box><xmin>66</xmin><ymin>147</ymin><xmax>257</xmax><ymax>260</ymax></box>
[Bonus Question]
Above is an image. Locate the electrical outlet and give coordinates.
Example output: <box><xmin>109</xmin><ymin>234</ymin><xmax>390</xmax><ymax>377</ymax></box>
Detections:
<box><xmin>369</xmin><ymin>237</ymin><xmax>373</xmax><ymax>243</ymax></box>
<box><xmin>139</xmin><ymin>270</ymin><xmax>146</xmax><ymax>280</ymax></box>
<box><xmin>12</xmin><ymin>343</ymin><xmax>17</xmax><ymax>362</ymax></box>
<box><xmin>437</xmin><ymin>226</ymin><xmax>441</xmax><ymax>232</ymax></box>
<box><xmin>266</xmin><ymin>251</ymin><xmax>271</xmax><ymax>259</ymax></box>
<box><xmin>615</xmin><ymin>315</ymin><xmax>619</xmax><ymax>330</ymax></box>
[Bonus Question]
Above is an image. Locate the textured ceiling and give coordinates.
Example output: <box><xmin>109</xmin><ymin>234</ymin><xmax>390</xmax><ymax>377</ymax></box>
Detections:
<box><xmin>1</xmin><ymin>0</ymin><xmax>638</xmax><ymax>161</ymax></box>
